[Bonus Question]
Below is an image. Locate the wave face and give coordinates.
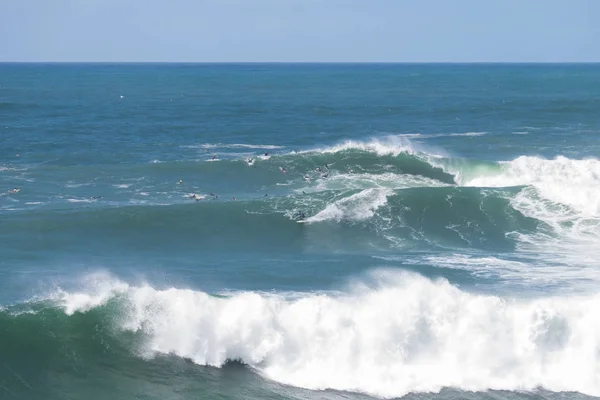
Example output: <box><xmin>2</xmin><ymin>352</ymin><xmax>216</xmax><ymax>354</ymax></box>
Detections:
<box><xmin>2</xmin><ymin>272</ymin><xmax>600</xmax><ymax>399</ymax></box>
<box><xmin>4</xmin><ymin>136</ymin><xmax>600</xmax><ymax>288</ymax></box>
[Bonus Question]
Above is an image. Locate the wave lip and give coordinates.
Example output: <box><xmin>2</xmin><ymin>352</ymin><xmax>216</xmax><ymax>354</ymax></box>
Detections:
<box><xmin>452</xmin><ymin>155</ymin><xmax>600</xmax><ymax>266</ymax></box>
<box><xmin>29</xmin><ymin>272</ymin><xmax>600</xmax><ymax>399</ymax></box>
<box><xmin>284</xmin><ymin>136</ymin><xmax>456</xmax><ymax>185</ymax></box>
<box><xmin>457</xmin><ymin>156</ymin><xmax>600</xmax><ymax>214</ymax></box>
<box><xmin>303</xmin><ymin>136</ymin><xmax>446</xmax><ymax>158</ymax></box>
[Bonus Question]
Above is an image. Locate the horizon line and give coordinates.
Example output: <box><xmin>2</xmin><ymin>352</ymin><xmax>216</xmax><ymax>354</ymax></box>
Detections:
<box><xmin>1</xmin><ymin>61</ymin><xmax>600</xmax><ymax>65</ymax></box>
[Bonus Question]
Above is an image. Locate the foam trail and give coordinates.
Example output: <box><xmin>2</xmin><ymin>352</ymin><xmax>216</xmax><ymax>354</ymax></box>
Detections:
<box><xmin>54</xmin><ymin>272</ymin><xmax>600</xmax><ymax>399</ymax></box>
<box><xmin>391</xmin><ymin>254</ymin><xmax>598</xmax><ymax>292</ymax></box>
<box><xmin>389</xmin><ymin>131</ymin><xmax>486</xmax><ymax>139</ymax></box>
<box><xmin>448</xmin><ymin>131</ymin><xmax>487</xmax><ymax>137</ymax></box>
<box><xmin>309</xmin><ymin>172</ymin><xmax>448</xmax><ymax>192</ymax></box>
<box><xmin>306</xmin><ymin>188</ymin><xmax>391</xmax><ymax>223</ymax></box>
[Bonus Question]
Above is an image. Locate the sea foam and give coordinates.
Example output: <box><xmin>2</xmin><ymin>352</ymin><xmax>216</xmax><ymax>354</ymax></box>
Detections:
<box><xmin>306</xmin><ymin>188</ymin><xmax>392</xmax><ymax>223</ymax></box>
<box><xmin>54</xmin><ymin>271</ymin><xmax>600</xmax><ymax>399</ymax></box>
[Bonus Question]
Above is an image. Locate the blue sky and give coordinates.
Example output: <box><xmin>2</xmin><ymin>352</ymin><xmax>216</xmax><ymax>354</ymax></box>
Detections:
<box><xmin>1</xmin><ymin>0</ymin><xmax>598</xmax><ymax>62</ymax></box>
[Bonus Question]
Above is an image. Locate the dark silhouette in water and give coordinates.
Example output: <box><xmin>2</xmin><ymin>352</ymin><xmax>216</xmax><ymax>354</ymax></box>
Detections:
<box><xmin>292</xmin><ymin>210</ymin><xmax>307</xmax><ymax>221</ymax></box>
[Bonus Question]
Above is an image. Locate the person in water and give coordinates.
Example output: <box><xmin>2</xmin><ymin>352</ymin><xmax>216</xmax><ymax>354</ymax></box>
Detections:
<box><xmin>293</xmin><ymin>210</ymin><xmax>307</xmax><ymax>221</ymax></box>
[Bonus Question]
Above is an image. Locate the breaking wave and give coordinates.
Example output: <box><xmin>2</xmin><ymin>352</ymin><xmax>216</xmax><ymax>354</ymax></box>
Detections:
<box><xmin>2</xmin><ymin>271</ymin><xmax>600</xmax><ymax>399</ymax></box>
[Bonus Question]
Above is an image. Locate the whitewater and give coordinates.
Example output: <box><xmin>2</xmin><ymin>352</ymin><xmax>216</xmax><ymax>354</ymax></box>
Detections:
<box><xmin>2</xmin><ymin>63</ymin><xmax>600</xmax><ymax>400</ymax></box>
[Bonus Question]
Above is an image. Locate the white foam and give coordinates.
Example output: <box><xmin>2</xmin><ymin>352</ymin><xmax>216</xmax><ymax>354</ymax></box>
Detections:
<box><xmin>53</xmin><ymin>272</ymin><xmax>129</xmax><ymax>315</ymax></box>
<box><xmin>307</xmin><ymin>188</ymin><xmax>392</xmax><ymax>223</ymax></box>
<box><xmin>453</xmin><ymin>155</ymin><xmax>600</xmax><ymax>271</ymax></box>
<box><xmin>304</xmin><ymin>136</ymin><xmax>446</xmax><ymax>158</ymax></box>
<box><xmin>510</xmin><ymin>187</ymin><xmax>600</xmax><ymax>269</ymax></box>
<box><xmin>66</xmin><ymin>198</ymin><xmax>93</xmax><ymax>203</ymax></box>
<box><xmin>56</xmin><ymin>272</ymin><xmax>600</xmax><ymax>398</ymax></box>
<box><xmin>400</xmin><ymin>254</ymin><xmax>596</xmax><ymax>290</ymax></box>
<box><xmin>380</xmin><ymin>132</ymin><xmax>486</xmax><ymax>139</ymax></box>
<box><xmin>65</xmin><ymin>182</ymin><xmax>92</xmax><ymax>188</ymax></box>
<box><xmin>448</xmin><ymin>131</ymin><xmax>487</xmax><ymax>137</ymax></box>
<box><xmin>307</xmin><ymin>172</ymin><xmax>448</xmax><ymax>193</ymax></box>
<box><xmin>385</xmin><ymin>254</ymin><xmax>530</xmax><ymax>280</ymax></box>
<box><xmin>459</xmin><ymin>156</ymin><xmax>600</xmax><ymax>216</ymax></box>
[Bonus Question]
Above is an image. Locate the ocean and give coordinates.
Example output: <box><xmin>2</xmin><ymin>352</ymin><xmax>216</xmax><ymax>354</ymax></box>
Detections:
<box><xmin>1</xmin><ymin>63</ymin><xmax>599</xmax><ymax>400</ymax></box>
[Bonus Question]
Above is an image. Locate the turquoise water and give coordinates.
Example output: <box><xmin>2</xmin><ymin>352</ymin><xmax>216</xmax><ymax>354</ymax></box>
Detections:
<box><xmin>1</xmin><ymin>63</ymin><xmax>600</xmax><ymax>400</ymax></box>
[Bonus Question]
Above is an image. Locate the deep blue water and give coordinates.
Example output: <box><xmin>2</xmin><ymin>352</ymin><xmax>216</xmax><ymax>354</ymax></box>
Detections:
<box><xmin>1</xmin><ymin>63</ymin><xmax>600</xmax><ymax>400</ymax></box>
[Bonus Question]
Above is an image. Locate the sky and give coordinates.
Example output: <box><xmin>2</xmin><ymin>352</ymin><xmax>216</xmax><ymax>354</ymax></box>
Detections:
<box><xmin>0</xmin><ymin>0</ymin><xmax>598</xmax><ymax>62</ymax></box>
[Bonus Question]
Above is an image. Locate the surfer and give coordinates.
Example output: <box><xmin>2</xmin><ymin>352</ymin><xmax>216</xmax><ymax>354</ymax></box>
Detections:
<box><xmin>212</xmin><ymin>154</ymin><xmax>216</xmax><ymax>161</ymax></box>
<box><xmin>280</xmin><ymin>167</ymin><xmax>287</xmax><ymax>174</ymax></box>
<box><xmin>293</xmin><ymin>210</ymin><xmax>307</xmax><ymax>221</ymax></box>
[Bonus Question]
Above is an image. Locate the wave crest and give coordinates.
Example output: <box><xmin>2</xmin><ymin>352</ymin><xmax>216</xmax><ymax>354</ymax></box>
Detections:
<box><xmin>29</xmin><ymin>272</ymin><xmax>600</xmax><ymax>398</ymax></box>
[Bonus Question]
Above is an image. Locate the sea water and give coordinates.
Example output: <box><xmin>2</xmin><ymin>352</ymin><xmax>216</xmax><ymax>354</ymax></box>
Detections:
<box><xmin>1</xmin><ymin>63</ymin><xmax>600</xmax><ymax>400</ymax></box>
